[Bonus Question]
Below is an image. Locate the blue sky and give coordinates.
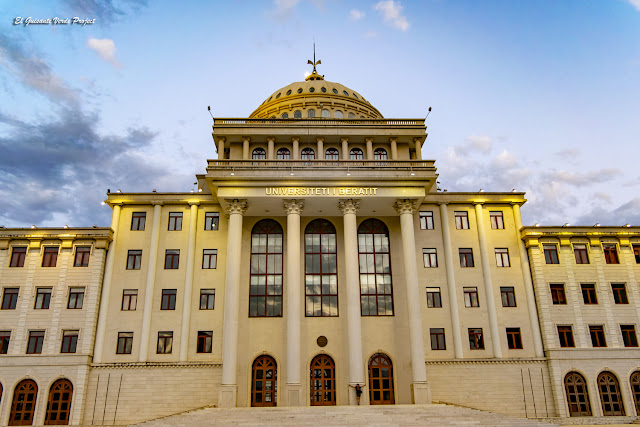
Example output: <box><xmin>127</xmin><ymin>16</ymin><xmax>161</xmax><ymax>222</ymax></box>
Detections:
<box><xmin>0</xmin><ymin>0</ymin><xmax>639</xmax><ymax>227</ymax></box>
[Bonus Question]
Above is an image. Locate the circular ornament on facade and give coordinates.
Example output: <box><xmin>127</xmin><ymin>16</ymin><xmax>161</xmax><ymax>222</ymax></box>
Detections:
<box><xmin>343</xmin><ymin>90</ymin><xmax>349</xmax><ymax>96</ymax></box>
<box><xmin>297</xmin><ymin>88</ymin><xmax>303</xmax><ymax>93</ymax></box>
<box><xmin>286</xmin><ymin>89</ymin><xmax>292</xmax><ymax>96</ymax></box>
<box><xmin>321</xmin><ymin>87</ymin><xmax>327</xmax><ymax>92</ymax></box>
<box><xmin>332</xmin><ymin>88</ymin><xmax>338</xmax><ymax>94</ymax></box>
<box><xmin>309</xmin><ymin>87</ymin><xmax>315</xmax><ymax>93</ymax></box>
<box><xmin>317</xmin><ymin>336</ymin><xmax>328</xmax><ymax>347</ymax></box>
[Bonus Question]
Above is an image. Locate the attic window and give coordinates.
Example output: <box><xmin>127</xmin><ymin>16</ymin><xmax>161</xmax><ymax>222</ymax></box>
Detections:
<box><xmin>332</xmin><ymin>88</ymin><xmax>338</xmax><ymax>94</ymax></box>
<box><xmin>353</xmin><ymin>93</ymin><xmax>359</xmax><ymax>99</ymax></box>
<box><xmin>297</xmin><ymin>88</ymin><xmax>303</xmax><ymax>93</ymax></box>
<box><xmin>321</xmin><ymin>87</ymin><xmax>327</xmax><ymax>93</ymax></box>
<box><xmin>309</xmin><ymin>87</ymin><xmax>315</xmax><ymax>93</ymax></box>
<box><xmin>286</xmin><ymin>90</ymin><xmax>292</xmax><ymax>96</ymax></box>
<box><xmin>276</xmin><ymin>93</ymin><xmax>281</xmax><ymax>99</ymax></box>
<box><xmin>343</xmin><ymin>90</ymin><xmax>349</xmax><ymax>96</ymax></box>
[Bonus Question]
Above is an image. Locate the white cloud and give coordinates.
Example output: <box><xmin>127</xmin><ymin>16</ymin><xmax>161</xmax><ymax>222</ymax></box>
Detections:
<box><xmin>546</xmin><ymin>168</ymin><xmax>620</xmax><ymax>187</ymax></box>
<box><xmin>492</xmin><ymin>149</ymin><xmax>517</xmax><ymax>169</ymax></box>
<box><xmin>628</xmin><ymin>0</ymin><xmax>640</xmax><ymax>11</ymax></box>
<box><xmin>350</xmin><ymin>9</ymin><xmax>364</xmax><ymax>20</ymax></box>
<box><xmin>465</xmin><ymin>135</ymin><xmax>492</xmax><ymax>153</ymax></box>
<box><xmin>87</xmin><ymin>38</ymin><xmax>121</xmax><ymax>68</ymax></box>
<box><xmin>272</xmin><ymin>0</ymin><xmax>301</xmax><ymax>20</ymax></box>
<box><xmin>374</xmin><ymin>0</ymin><xmax>409</xmax><ymax>31</ymax></box>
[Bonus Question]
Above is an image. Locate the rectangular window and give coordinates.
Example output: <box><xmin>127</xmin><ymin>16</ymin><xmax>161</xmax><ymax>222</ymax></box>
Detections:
<box><xmin>463</xmin><ymin>287</ymin><xmax>479</xmax><ymax>307</ymax></box>
<box><xmin>126</xmin><ymin>250</ymin><xmax>142</xmax><ymax>270</ymax></box>
<box><xmin>197</xmin><ymin>331</ymin><xmax>213</xmax><ymax>353</ymax></box>
<box><xmin>202</xmin><ymin>249</ymin><xmax>217</xmax><ymax>269</ymax></box>
<box><xmin>459</xmin><ymin>248</ymin><xmax>474</xmax><ymax>267</ymax></box>
<box><xmin>468</xmin><ymin>328</ymin><xmax>484</xmax><ymax>350</ymax></box>
<box><xmin>603</xmin><ymin>244</ymin><xmax>619</xmax><ymax>264</ymax></box>
<box><xmin>67</xmin><ymin>287</ymin><xmax>84</xmax><ymax>309</ymax></box>
<box><xmin>157</xmin><ymin>331</ymin><xmax>173</xmax><ymax>354</ymax></box>
<box><xmin>581</xmin><ymin>284</ymin><xmax>598</xmax><ymax>304</ymax></box>
<box><xmin>490</xmin><ymin>211</ymin><xmax>504</xmax><ymax>229</ymax></box>
<box><xmin>557</xmin><ymin>325</ymin><xmax>575</xmax><ymax>348</ymax></box>
<box><xmin>34</xmin><ymin>288</ymin><xmax>52</xmax><ymax>309</ymax></box>
<box><xmin>495</xmin><ymin>248</ymin><xmax>510</xmax><ymax>267</ymax></box>
<box><xmin>27</xmin><ymin>331</ymin><xmax>45</xmax><ymax>354</ymax></box>
<box><xmin>131</xmin><ymin>212</ymin><xmax>146</xmax><ymax>231</ymax></box>
<box><xmin>200</xmin><ymin>289</ymin><xmax>215</xmax><ymax>310</ymax></box>
<box><xmin>116</xmin><ymin>332</ymin><xmax>133</xmax><ymax>354</ymax></box>
<box><xmin>161</xmin><ymin>289</ymin><xmax>177</xmax><ymax>310</ymax></box>
<box><xmin>589</xmin><ymin>325</ymin><xmax>606</xmax><ymax>347</ymax></box>
<box><xmin>634</xmin><ymin>245</ymin><xmax>640</xmax><ymax>264</ymax></box>
<box><xmin>74</xmin><ymin>246</ymin><xmax>91</xmax><ymax>267</ymax></box>
<box><xmin>621</xmin><ymin>325</ymin><xmax>638</xmax><ymax>347</ymax></box>
<box><xmin>430</xmin><ymin>328</ymin><xmax>446</xmax><ymax>350</ymax></box>
<box><xmin>121</xmin><ymin>289</ymin><xmax>138</xmax><ymax>311</ymax></box>
<box><xmin>543</xmin><ymin>245</ymin><xmax>559</xmax><ymax>264</ymax></box>
<box><xmin>164</xmin><ymin>249</ymin><xmax>180</xmax><ymax>269</ymax></box>
<box><xmin>419</xmin><ymin>211</ymin><xmax>434</xmax><ymax>230</ymax></box>
<box><xmin>0</xmin><ymin>331</ymin><xmax>10</xmax><ymax>354</ymax></box>
<box><xmin>422</xmin><ymin>248</ymin><xmax>437</xmax><ymax>267</ymax></box>
<box><xmin>60</xmin><ymin>330</ymin><xmax>78</xmax><ymax>353</ymax></box>
<box><xmin>204</xmin><ymin>212</ymin><xmax>219</xmax><ymax>230</ymax></box>
<box><xmin>168</xmin><ymin>212</ymin><xmax>183</xmax><ymax>231</ymax></box>
<box><xmin>426</xmin><ymin>287</ymin><xmax>441</xmax><ymax>308</ymax></box>
<box><xmin>501</xmin><ymin>287</ymin><xmax>516</xmax><ymax>307</ymax></box>
<box><xmin>454</xmin><ymin>211</ymin><xmax>469</xmax><ymax>230</ymax></box>
<box><xmin>9</xmin><ymin>246</ymin><xmax>27</xmax><ymax>267</ymax></box>
<box><xmin>550</xmin><ymin>284</ymin><xmax>567</xmax><ymax>305</ymax></box>
<box><xmin>612</xmin><ymin>283</ymin><xmax>628</xmax><ymax>304</ymax></box>
<box><xmin>42</xmin><ymin>246</ymin><xmax>59</xmax><ymax>267</ymax></box>
<box><xmin>506</xmin><ymin>327</ymin><xmax>523</xmax><ymax>349</ymax></box>
<box><xmin>1</xmin><ymin>288</ymin><xmax>19</xmax><ymax>310</ymax></box>
<box><xmin>573</xmin><ymin>244</ymin><xmax>589</xmax><ymax>264</ymax></box>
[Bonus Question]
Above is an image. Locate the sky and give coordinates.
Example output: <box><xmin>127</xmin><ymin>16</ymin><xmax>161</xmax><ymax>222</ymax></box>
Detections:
<box><xmin>0</xmin><ymin>0</ymin><xmax>639</xmax><ymax>228</ymax></box>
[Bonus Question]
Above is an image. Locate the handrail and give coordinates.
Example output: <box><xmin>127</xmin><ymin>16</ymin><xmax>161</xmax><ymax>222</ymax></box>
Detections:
<box><xmin>207</xmin><ymin>159</ymin><xmax>435</xmax><ymax>169</ymax></box>
<box><xmin>214</xmin><ymin>118</ymin><xmax>426</xmax><ymax>126</ymax></box>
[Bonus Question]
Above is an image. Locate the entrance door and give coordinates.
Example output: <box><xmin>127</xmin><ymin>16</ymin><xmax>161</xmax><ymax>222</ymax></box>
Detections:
<box><xmin>564</xmin><ymin>372</ymin><xmax>591</xmax><ymax>416</ymax></box>
<box><xmin>310</xmin><ymin>355</ymin><xmax>335</xmax><ymax>406</ymax></box>
<box><xmin>9</xmin><ymin>379</ymin><xmax>38</xmax><ymax>426</ymax></box>
<box><xmin>368</xmin><ymin>353</ymin><xmax>394</xmax><ymax>405</ymax></box>
<box><xmin>598</xmin><ymin>371</ymin><xmax>625</xmax><ymax>416</ymax></box>
<box><xmin>251</xmin><ymin>355</ymin><xmax>277</xmax><ymax>407</ymax></box>
<box><xmin>45</xmin><ymin>379</ymin><xmax>73</xmax><ymax>425</ymax></box>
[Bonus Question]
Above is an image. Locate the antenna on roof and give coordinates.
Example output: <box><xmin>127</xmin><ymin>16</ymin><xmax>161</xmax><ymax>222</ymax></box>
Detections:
<box><xmin>208</xmin><ymin>106</ymin><xmax>214</xmax><ymax>121</ymax></box>
<box><xmin>425</xmin><ymin>106</ymin><xmax>432</xmax><ymax>120</ymax></box>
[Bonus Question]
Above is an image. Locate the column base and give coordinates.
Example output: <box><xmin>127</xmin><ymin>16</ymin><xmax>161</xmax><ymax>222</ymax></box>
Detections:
<box><xmin>348</xmin><ymin>383</ymin><xmax>369</xmax><ymax>406</ymax></box>
<box><xmin>218</xmin><ymin>384</ymin><xmax>237</xmax><ymax>408</ymax></box>
<box><xmin>286</xmin><ymin>384</ymin><xmax>303</xmax><ymax>406</ymax></box>
<box><xmin>411</xmin><ymin>382</ymin><xmax>431</xmax><ymax>404</ymax></box>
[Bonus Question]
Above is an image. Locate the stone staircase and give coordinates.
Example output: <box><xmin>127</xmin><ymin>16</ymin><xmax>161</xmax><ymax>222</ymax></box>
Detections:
<box><xmin>131</xmin><ymin>404</ymin><xmax>558</xmax><ymax>426</ymax></box>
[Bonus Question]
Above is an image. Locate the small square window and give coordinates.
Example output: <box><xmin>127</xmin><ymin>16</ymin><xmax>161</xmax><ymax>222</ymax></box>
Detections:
<box><xmin>202</xmin><ymin>249</ymin><xmax>217</xmax><ymax>269</ymax></box>
<box><xmin>42</xmin><ymin>247</ymin><xmax>59</xmax><ymax>267</ymax></box>
<box><xmin>197</xmin><ymin>331</ymin><xmax>213</xmax><ymax>353</ymax></box>
<box><xmin>603</xmin><ymin>244</ymin><xmax>619</xmax><ymax>264</ymax></box>
<box><xmin>419</xmin><ymin>211</ymin><xmax>434</xmax><ymax>230</ymax></box>
<box><xmin>200</xmin><ymin>289</ymin><xmax>215</xmax><ymax>310</ymax></box>
<box><xmin>463</xmin><ymin>287</ymin><xmax>479</xmax><ymax>307</ymax></box>
<box><xmin>127</xmin><ymin>250</ymin><xmax>142</xmax><ymax>270</ymax></box>
<box><xmin>468</xmin><ymin>328</ymin><xmax>484</xmax><ymax>350</ymax></box>
<box><xmin>34</xmin><ymin>288</ymin><xmax>52</xmax><ymax>310</ymax></box>
<box><xmin>634</xmin><ymin>245</ymin><xmax>640</xmax><ymax>264</ymax></box>
<box><xmin>131</xmin><ymin>212</ymin><xmax>146</xmax><ymax>231</ymax></box>
<box><xmin>161</xmin><ymin>289</ymin><xmax>177</xmax><ymax>310</ymax></box>
<box><xmin>10</xmin><ymin>246</ymin><xmax>27</xmax><ymax>267</ymax></box>
<box><xmin>426</xmin><ymin>287</ymin><xmax>441</xmax><ymax>308</ymax></box>
<box><xmin>27</xmin><ymin>331</ymin><xmax>45</xmax><ymax>354</ymax></box>
<box><xmin>589</xmin><ymin>325</ymin><xmax>606</xmax><ymax>347</ymax></box>
<box><xmin>1</xmin><ymin>288</ymin><xmax>19</xmax><ymax>310</ymax></box>
<box><xmin>621</xmin><ymin>325</ymin><xmax>638</xmax><ymax>347</ymax></box>
<box><xmin>0</xmin><ymin>331</ymin><xmax>10</xmax><ymax>354</ymax></box>
<box><xmin>164</xmin><ymin>249</ymin><xmax>180</xmax><ymax>269</ymax></box>
<box><xmin>550</xmin><ymin>284</ymin><xmax>567</xmax><ymax>305</ymax></box>
<box><xmin>611</xmin><ymin>283</ymin><xmax>628</xmax><ymax>304</ymax></box>
<box><xmin>157</xmin><ymin>331</ymin><xmax>173</xmax><ymax>354</ymax></box>
<box><xmin>581</xmin><ymin>284</ymin><xmax>598</xmax><ymax>304</ymax></box>
<box><xmin>430</xmin><ymin>328</ymin><xmax>446</xmax><ymax>350</ymax></box>
<box><xmin>423</xmin><ymin>248</ymin><xmax>437</xmax><ymax>267</ymax></box>
<box><xmin>573</xmin><ymin>244</ymin><xmax>589</xmax><ymax>264</ymax></box>
<box><xmin>506</xmin><ymin>327</ymin><xmax>522</xmax><ymax>349</ymax></box>
<box><xmin>543</xmin><ymin>245</ymin><xmax>559</xmax><ymax>264</ymax></box>
<box><xmin>459</xmin><ymin>248</ymin><xmax>474</xmax><ymax>267</ymax></box>
<box><xmin>495</xmin><ymin>248</ymin><xmax>510</xmax><ymax>267</ymax></box>
<box><xmin>121</xmin><ymin>289</ymin><xmax>138</xmax><ymax>311</ymax></box>
<box><xmin>74</xmin><ymin>246</ymin><xmax>91</xmax><ymax>267</ymax></box>
<box><xmin>168</xmin><ymin>212</ymin><xmax>183</xmax><ymax>231</ymax></box>
<box><xmin>490</xmin><ymin>211</ymin><xmax>504</xmax><ymax>229</ymax></box>
<box><xmin>454</xmin><ymin>212</ymin><xmax>469</xmax><ymax>230</ymax></box>
<box><xmin>557</xmin><ymin>325</ymin><xmax>575</xmax><ymax>348</ymax></box>
<box><xmin>205</xmin><ymin>212</ymin><xmax>219</xmax><ymax>230</ymax></box>
<box><xmin>60</xmin><ymin>330</ymin><xmax>78</xmax><ymax>353</ymax></box>
<box><xmin>117</xmin><ymin>332</ymin><xmax>133</xmax><ymax>354</ymax></box>
<box><xmin>67</xmin><ymin>287</ymin><xmax>85</xmax><ymax>309</ymax></box>
<box><xmin>500</xmin><ymin>287</ymin><xmax>516</xmax><ymax>307</ymax></box>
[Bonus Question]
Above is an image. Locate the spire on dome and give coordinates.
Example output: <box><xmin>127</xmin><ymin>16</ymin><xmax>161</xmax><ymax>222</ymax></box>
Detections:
<box><xmin>306</xmin><ymin>43</ymin><xmax>324</xmax><ymax>81</ymax></box>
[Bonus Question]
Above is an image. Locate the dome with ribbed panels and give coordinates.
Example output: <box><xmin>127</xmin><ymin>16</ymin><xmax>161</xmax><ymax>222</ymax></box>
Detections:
<box><xmin>250</xmin><ymin>71</ymin><xmax>383</xmax><ymax>119</ymax></box>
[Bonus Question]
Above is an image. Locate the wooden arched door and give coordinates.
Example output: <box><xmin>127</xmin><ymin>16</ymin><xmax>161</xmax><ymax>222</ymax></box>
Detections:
<box><xmin>368</xmin><ymin>353</ymin><xmax>394</xmax><ymax>405</ymax></box>
<box><xmin>9</xmin><ymin>379</ymin><xmax>38</xmax><ymax>426</ymax></box>
<box><xmin>631</xmin><ymin>371</ymin><xmax>640</xmax><ymax>415</ymax></box>
<box><xmin>310</xmin><ymin>354</ymin><xmax>336</xmax><ymax>406</ymax></box>
<box><xmin>251</xmin><ymin>356</ymin><xmax>277</xmax><ymax>407</ymax></box>
<box><xmin>45</xmin><ymin>379</ymin><xmax>73</xmax><ymax>425</ymax></box>
<box><xmin>598</xmin><ymin>371</ymin><xmax>625</xmax><ymax>416</ymax></box>
<box><xmin>564</xmin><ymin>372</ymin><xmax>591</xmax><ymax>416</ymax></box>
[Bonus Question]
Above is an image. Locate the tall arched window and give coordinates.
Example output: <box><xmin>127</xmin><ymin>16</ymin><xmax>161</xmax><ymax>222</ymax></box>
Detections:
<box><xmin>565</xmin><ymin>372</ymin><xmax>591</xmax><ymax>416</ymax></box>
<box><xmin>9</xmin><ymin>379</ymin><xmax>38</xmax><ymax>426</ymax></box>
<box><xmin>281</xmin><ymin>112</ymin><xmax>289</xmax><ymax>119</ymax></box>
<box><xmin>252</xmin><ymin>148</ymin><xmax>266</xmax><ymax>160</ymax></box>
<box><xmin>374</xmin><ymin>148</ymin><xmax>388</xmax><ymax>160</ymax></box>
<box><xmin>350</xmin><ymin>148</ymin><xmax>364</xmax><ymax>160</ymax></box>
<box><xmin>321</xmin><ymin>109</ymin><xmax>330</xmax><ymax>118</ymax></box>
<box><xmin>325</xmin><ymin>148</ymin><xmax>339</xmax><ymax>161</ymax></box>
<box><xmin>630</xmin><ymin>371</ymin><xmax>640</xmax><ymax>415</ymax></box>
<box><xmin>334</xmin><ymin>110</ymin><xmax>344</xmax><ymax>118</ymax></box>
<box><xmin>598</xmin><ymin>371</ymin><xmax>624</xmax><ymax>416</ymax></box>
<box><xmin>45</xmin><ymin>379</ymin><xmax>73</xmax><ymax>425</ymax></box>
<box><xmin>368</xmin><ymin>353</ymin><xmax>394</xmax><ymax>405</ymax></box>
<box><xmin>249</xmin><ymin>220</ymin><xmax>283</xmax><ymax>317</ymax></box>
<box><xmin>358</xmin><ymin>219</ymin><xmax>393</xmax><ymax>316</ymax></box>
<box><xmin>294</xmin><ymin>110</ymin><xmax>302</xmax><ymax>119</ymax></box>
<box><xmin>251</xmin><ymin>355</ymin><xmax>277</xmax><ymax>407</ymax></box>
<box><xmin>305</xmin><ymin>219</ymin><xmax>338</xmax><ymax>317</ymax></box>
<box><xmin>310</xmin><ymin>354</ymin><xmax>336</xmax><ymax>406</ymax></box>
<box><xmin>277</xmin><ymin>148</ymin><xmax>290</xmax><ymax>160</ymax></box>
<box><xmin>301</xmin><ymin>148</ymin><xmax>315</xmax><ymax>160</ymax></box>
<box><xmin>307</xmin><ymin>109</ymin><xmax>316</xmax><ymax>118</ymax></box>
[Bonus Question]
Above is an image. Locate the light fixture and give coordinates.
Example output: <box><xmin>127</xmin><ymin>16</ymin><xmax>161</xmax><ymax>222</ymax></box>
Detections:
<box><xmin>594</xmin><ymin>223</ymin><xmax>600</xmax><ymax>227</ymax></box>
<box><xmin>411</xmin><ymin>172</ymin><xmax>415</xmax><ymax>176</ymax></box>
<box><xmin>31</xmin><ymin>225</ymin><xmax>36</xmax><ymax>229</ymax></box>
<box><xmin>625</xmin><ymin>223</ymin><xmax>631</xmax><ymax>227</ymax></box>
<box><xmin>101</xmin><ymin>201</ymin><xmax>106</xmax><ymax>206</ymax></box>
<box><xmin>534</xmin><ymin>223</ymin><xmax>540</xmax><ymax>227</ymax></box>
<box><xmin>64</xmin><ymin>225</ymin><xmax>68</xmax><ymax>229</ymax></box>
<box><xmin>190</xmin><ymin>189</ymin><xmax>194</xmax><ymax>193</ymax></box>
<box><xmin>563</xmin><ymin>223</ymin><xmax>570</xmax><ymax>227</ymax></box>
<box><xmin>511</xmin><ymin>189</ymin><xmax>517</xmax><ymax>192</ymax></box>
<box><xmin>198</xmin><ymin>189</ymin><xmax>203</xmax><ymax>192</ymax></box>
<box><xmin>479</xmin><ymin>189</ymin><xmax>484</xmax><ymax>192</ymax></box>
<box><xmin>230</xmin><ymin>172</ymin><xmax>235</xmax><ymax>176</ymax></box>
<box><xmin>153</xmin><ymin>189</ymin><xmax>157</xmax><ymax>192</ymax></box>
<box><xmin>117</xmin><ymin>189</ymin><xmax>122</xmax><ymax>193</ymax></box>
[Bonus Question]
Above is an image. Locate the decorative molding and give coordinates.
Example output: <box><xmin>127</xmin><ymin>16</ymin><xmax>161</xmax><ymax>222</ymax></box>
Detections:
<box><xmin>338</xmin><ymin>199</ymin><xmax>360</xmax><ymax>215</ymax></box>
<box><xmin>283</xmin><ymin>199</ymin><xmax>305</xmax><ymax>215</ymax></box>
<box><xmin>91</xmin><ymin>362</ymin><xmax>223</xmax><ymax>369</ymax></box>
<box><xmin>425</xmin><ymin>358</ymin><xmax>547</xmax><ymax>366</ymax></box>
<box><xmin>225</xmin><ymin>199</ymin><xmax>248</xmax><ymax>215</ymax></box>
<box><xmin>394</xmin><ymin>199</ymin><xmax>417</xmax><ymax>215</ymax></box>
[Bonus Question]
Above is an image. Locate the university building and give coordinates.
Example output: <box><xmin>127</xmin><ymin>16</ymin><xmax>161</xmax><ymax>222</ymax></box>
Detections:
<box><xmin>0</xmin><ymin>64</ymin><xmax>639</xmax><ymax>425</ymax></box>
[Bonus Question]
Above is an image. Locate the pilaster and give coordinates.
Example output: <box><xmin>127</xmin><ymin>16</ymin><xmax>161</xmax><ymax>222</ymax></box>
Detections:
<box><xmin>180</xmin><ymin>202</ymin><xmax>199</xmax><ymax>361</ymax></box>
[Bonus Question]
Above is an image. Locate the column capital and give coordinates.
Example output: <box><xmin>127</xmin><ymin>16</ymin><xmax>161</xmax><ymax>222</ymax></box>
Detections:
<box><xmin>266</xmin><ymin>136</ymin><xmax>276</xmax><ymax>143</ymax></box>
<box><xmin>316</xmin><ymin>137</ymin><xmax>325</xmax><ymax>143</ymax></box>
<box><xmin>283</xmin><ymin>199</ymin><xmax>305</xmax><ymax>215</ymax></box>
<box><xmin>188</xmin><ymin>201</ymin><xmax>201</xmax><ymax>206</ymax></box>
<box><xmin>365</xmin><ymin>137</ymin><xmax>374</xmax><ymax>143</ymax></box>
<box><xmin>216</xmin><ymin>136</ymin><xmax>226</xmax><ymax>142</ymax></box>
<box><xmin>151</xmin><ymin>201</ymin><xmax>163</xmax><ymax>206</ymax></box>
<box><xmin>394</xmin><ymin>199</ymin><xmax>417</xmax><ymax>215</ymax></box>
<box><xmin>338</xmin><ymin>199</ymin><xmax>360</xmax><ymax>215</ymax></box>
<box><xmin>340</xmin><ymin>137</ymin><xmax>349</xmax><ymax>143</ymax></box>
<box><xmin>436</xmin><ymin>201</ymin><xmax>447</xmax><ymax>207</ymax></box>
<box><xmin>473</xmin><ymin>201</ymin><xmax>484</xmax><ymax>206</ymax></box>
<box><xmin>291</xmin><ymin>136</ymin><xmax>300</xmax><ymax>143</ymax></box>
<box><xmin>389</xmin><ymin>137</ymin><xmax>398</xmax><ymax>142</ymax></box>
<box><xmin>242</xmin><ymin>136</ymin><xmax>251</xmax><ymax>142</ymax></box>
<box><xmin>413</xmin><ymin>136</ymin><xmax>424</xmax><ymax>144</ymax></box>
<box><xmin>225</xmin><ymin>199</ymin><xmax>248</xmax><ymax>215</ymax></box>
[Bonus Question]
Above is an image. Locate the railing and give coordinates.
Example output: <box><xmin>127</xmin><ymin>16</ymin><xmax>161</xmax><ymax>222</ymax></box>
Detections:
<box><xmin>207</xmin><ymin>159</ymin><xmax>435</xmax><ymax>170</ymax></box>
<box><xmin>214</xmin><ymin>118</ymin><xmax>426</xmax><ymax>126</ymax></box>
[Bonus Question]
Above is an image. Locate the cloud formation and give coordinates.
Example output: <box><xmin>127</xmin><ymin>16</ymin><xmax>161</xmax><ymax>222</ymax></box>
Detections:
<box><xmin>87</xmin><ymin>38</ymin><xmax>122</xmax><ymax>68</ymax></box>
<box><xmin>374</xmin><ymin>0</ymin><xmax>410</xmax><ymax>31</ymax></box>
<box><xmin>61</xmin><ymin>0</ymin><xmax>148</xmax><ymax>24</ymax></box>
<box><xmin>271</xmin><ymin>0</ymin><xmax>301</xmax><ymax>21</ymax></box>
<box><xmin>628</xmin><ymin>0</ymin><xmax>640</xmax><ymax>11</ymax></box>
<box><xmin>350</xmin><ymin>9</ymin><xmax>364</xmax><ymax>20</ymax></box>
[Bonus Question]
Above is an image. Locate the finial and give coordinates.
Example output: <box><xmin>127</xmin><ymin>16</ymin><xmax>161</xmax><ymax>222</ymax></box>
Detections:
<box><xmin>307</xmin><ymin>42</ymin><xmax>321</xmax><ymax>72</ymax></box>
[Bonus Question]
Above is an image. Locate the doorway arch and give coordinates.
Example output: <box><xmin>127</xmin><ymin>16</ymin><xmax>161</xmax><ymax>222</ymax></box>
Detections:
<box><xmin>310</xmin><ymin>354</ymin><xmax>336</xmax><ymax>406</ymax></box>
<box><xmin>45</xmin><ymin>378</ymin><xmax>73</xmax><ymax>425</ymax></box>
<box><xmin>251</xmin><ymin>355</ymin><xmax>277</xmax><ymax>407</ymax></box>
<box><xmin>598</xmin><ymin>371</ymin><xmax>625</xmax><ymax>416</ymax></box>
<box><xmin>368</xmin><ymin>353</ymin><xmax>394</xmax><ymax>404</ymax></box>
<box><xmin>564</xmin><ymin>372</ymin><xmax>591</xmax><ymax>416</ymax></box>
<box><xmin>9</xmin><ymin>379</ymin><xmax>38</xmax><ymax>426</ymax></box>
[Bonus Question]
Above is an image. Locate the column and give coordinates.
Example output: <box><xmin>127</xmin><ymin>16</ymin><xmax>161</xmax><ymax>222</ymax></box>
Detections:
<box><xmin>338</xmin><ymin>199</ymin><xmax>365</xmax><ymax>405</ymax></box>
<box><xmin>474</xmin><ymin>203</ymin><xmax>502</xmax><ymax>358</ymax></box>
<box><xmin>365</xmin><ymin>138</ymin><xmax>373</xmax><ymax>160</ymax></box>
<box><xmin>394</xmin><ymin>200</ymin><xmax>430</xmax><ymax>404</ymax></box>
<box><xmin>139</xmin><ymin>203</ymin><xmax>163</xmax><ymax>362</ymax></box>
<box><xmin>439</xmin><ymin>203</ymin><xmax>463</xmax><ymax>358</ymax></box>
<box><xmin>93</xmin><ymin>203</ymin><xmax>122</xmax><ymax>364</ymax></box>
<box><xmin>414</xmin><ymin>138</ymin><xmax>422</xmax><ymax>160</ymax></box>
<box><xmin>292</xmin><ymin>137</ymin><xmax>299</xmax><ymax>160</ymax></box>
<box><xmin>512</xmin><ymin>203</ymin><xmax>544</xmax><ymax>357</ymax></box>
<box><xmin>217</xmin><ymin>137</ymin><xmax>225</xmax><ymax>160</ymax></box>
<box><xmin>316</xmin><ymin>137</ymin><xmax>324</xmax><ymax>160</ymax></box>
<box><xmin>390</xmin><ymin>138</ymin><xmax>398</xmax><ymax>160</ymax></box>
<box><xmin>267</xmin><ymin>137</ymin><xmax>275</xmax><ymax>160</ymax></box>
<box><xmin>283</xmin><ymin>199</ymin><xmax>304</xmax><ymax>405</ymax></box>
<box><xmin>179</xmin><ymin>202</ymin><xmax>199</xmax><ymax>362</ymax></box>
<box><xmin>219</xmin><ymin>199</ymin><xmax>248</xmax><ymax>407</ymax></box>
<box><xmin>341</xmin><ymin>137</ymin><xmax>349</xmax><ymax>160</ymax></box>
<box><xmin>242</xmin><ymin>137</ymin><xmax>250</xmax><ymax>160</ymax></box>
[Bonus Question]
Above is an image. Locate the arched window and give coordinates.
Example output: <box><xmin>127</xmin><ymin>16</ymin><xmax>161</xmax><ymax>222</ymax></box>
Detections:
<box><xmin>301</xmin><ymin>148</ymin><xmax>315</xmax><ymax>160</ymax></box>
<box><xmin>307</xmin><ymin>109</ymin><xmax>316</xmax><ymax>118</ymax></box>
<box><xmin>368</xmin><ymin>353</ymin><xmax>394</xmax><ymax>405</ymax></box>
<box><xmin>348</xmin><ymin>112</ymin><xmax>356</xmax><ymax>119</ymax></box>
<box><xmin>276</xmin><ymin>148</ymin><xmax>290</xmax><ymax>160</ymax></box>
<box><xmin>305</xmin><ymin>219</ymin><xmax>338</xmax><ymax>317</ymax></box>
<box><xmin>358</xmin><ymin>219</ymin><xmax>393</xmax><ymax>316</ymax></box>
<box><xmin>251</xmin><ymin>355</ymin><xmax>277</xmax><ymax>407</ymax></box>
<box><xmin>630</xmin><ymin>371</ymin><xmax>640</xmax><ymax>415</ymax></box>
<box><xmin>45</xmin><ymin>379</ymin><xmax>73</xmax><ymax>425</ymax></box>
<box><xmin>374</xmin><ymin>148</ymin><xmax>388</xmax><ymax>160</ymax></box>
<box><xmin>281</xmin><ymin>112</ymin><xmax>289</xmax><ymax>119</ymax></box>
<box><xmin>249</xmin><ymin>220</ymin><xmax>283</xmax><ymax>317</ymax></box>
<box><xmin>252</xmin><ymin>148</ymin><xmax>266</xmax><ymax>160</ymax></box>
<box><xmin>9</xmin><ymin>379</ymin><xmax>38</xmax><ymax>426</ymax></box>
<box><xmin>565</xmin><ymin>372</ymin><xmax>591</xmax><ymax>416</ymax></box>
<box><xmin>325</xmin><ymin>148</ymin><xmax>339</xmax><ymax>161</ymax></box>
<box><xmin>321</xmin><ymin>109</ymin><xmax>330</xmax><ymax>118</ymax></box>
<box><xmin>350</xmin><ymin>148</ymin><xmax>364</xmax><ymax>160</ymax></box>
<box><xmin>310</xmin><ymin>354</ymin><xmax>335</xmax><ymax>406</ymax></box>
<box><xmin>598</xmin><ymin>371</ymin><xmax>624</xmax><ymax>416</ymax></box>
<box><xmin>293</xmin><ymin>110</ymin><xmax>302</xmax><ymax>119</ymax></box>
<box><xmin>334</xmin><ymin>110</ymin><xmax>344</xmax><ymax>119</ymax></box>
